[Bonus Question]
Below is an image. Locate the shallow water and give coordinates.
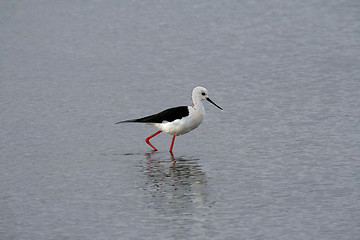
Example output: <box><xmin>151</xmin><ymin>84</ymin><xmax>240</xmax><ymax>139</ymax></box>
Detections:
<box><xmin>1</xmin><ymin>0</ymin><xmax>360</xmax><ymax>239</ymax></box>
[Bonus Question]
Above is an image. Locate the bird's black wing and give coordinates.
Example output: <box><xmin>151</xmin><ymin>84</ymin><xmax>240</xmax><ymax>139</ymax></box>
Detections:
<box><xmin>116</xmin><ymin>106</ymin><xmax>189</xmax><ymax>124</ymax></box>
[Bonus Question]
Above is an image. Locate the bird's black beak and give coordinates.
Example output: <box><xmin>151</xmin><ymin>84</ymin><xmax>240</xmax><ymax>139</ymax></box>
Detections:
<box><xmin>206</xmin><ymin>97</ymin><xmax>223</xmax><ymax>110</ymax></box>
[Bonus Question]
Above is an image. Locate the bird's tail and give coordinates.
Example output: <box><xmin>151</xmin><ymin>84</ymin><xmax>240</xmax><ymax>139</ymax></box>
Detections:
<box><xmin>115</xmin><ymin>119</ymin><xmax>138</xmax><ymax>124</ymax></box>
<box><xmin>115</xmin><ymin>116</ymin><xmax>151</xmax><ymax>124</ymax></box>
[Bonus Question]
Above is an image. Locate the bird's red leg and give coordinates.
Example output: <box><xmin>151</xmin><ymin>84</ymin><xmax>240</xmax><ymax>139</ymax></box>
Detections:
<box><xmin>145</xmin><ymin>130</ymin><xmax>162</xmax><ymax>151</ymax></box>
<box><xmin>169</xmin><ymin>135</ymin><xmax>176</xmax><ymax>153</ymax></box>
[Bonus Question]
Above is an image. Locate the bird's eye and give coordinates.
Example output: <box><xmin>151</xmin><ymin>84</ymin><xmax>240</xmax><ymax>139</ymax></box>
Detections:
<box><xmin>201</xmin><ymin>92</ymin><xmax>206</xmax><ymax>96</ymax></box>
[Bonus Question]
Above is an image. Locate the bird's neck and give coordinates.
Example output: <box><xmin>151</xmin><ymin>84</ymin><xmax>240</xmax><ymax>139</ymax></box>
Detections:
<box><xmin>192</xmin><ymin>100</ymin><xmax>205</xmax><ymax>112</ymax></box>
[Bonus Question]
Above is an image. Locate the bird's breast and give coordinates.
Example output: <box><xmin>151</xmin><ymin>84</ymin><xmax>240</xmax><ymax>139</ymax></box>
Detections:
<box><xmin>190</xmin><ymin>110</ymin><xmax>203</xmax><ymax>127</ymax></box>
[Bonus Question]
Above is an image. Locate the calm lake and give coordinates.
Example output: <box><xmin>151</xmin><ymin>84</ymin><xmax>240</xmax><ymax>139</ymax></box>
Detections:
<box><xmin>1</xmin><ymin>0</ymin><xmax>359</xmax><ymax>239</ymax></box>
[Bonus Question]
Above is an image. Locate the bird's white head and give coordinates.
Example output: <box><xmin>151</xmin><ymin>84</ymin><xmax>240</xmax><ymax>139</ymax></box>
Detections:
<box><xmin>192</xmin><ymin>86</ymin><xmax>223</xmax><ymax>110</ymax></box>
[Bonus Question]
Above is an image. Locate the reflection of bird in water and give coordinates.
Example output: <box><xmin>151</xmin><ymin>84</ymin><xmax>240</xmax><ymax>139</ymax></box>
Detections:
<box><xmin>117</xmin><ymin>86</ymin><xmax>222</xmax><ymax>153</ymax></box>
<box><xmin>143</xmin><ymin>152</ymin><xmax>212</xmax><ymax>221</ymax></box>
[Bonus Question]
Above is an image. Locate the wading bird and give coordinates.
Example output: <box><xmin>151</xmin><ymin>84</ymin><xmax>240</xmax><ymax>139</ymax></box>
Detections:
<box><xmin>116</xmin><ymin>86</ymin><xmax>222</xmax><ymax>153</ymax></box>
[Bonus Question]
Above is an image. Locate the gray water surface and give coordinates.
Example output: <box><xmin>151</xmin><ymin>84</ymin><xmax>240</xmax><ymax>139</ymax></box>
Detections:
<box><xmin>1</xmin><ymin>1</ymin><xmax>360</xmax><ymax>239</ymax></box>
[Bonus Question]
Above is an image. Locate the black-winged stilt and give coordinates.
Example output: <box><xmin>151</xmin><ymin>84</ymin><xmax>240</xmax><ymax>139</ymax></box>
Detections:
<box><xmin>116</xmin><ymin>86</ymin><xmax>222</xmax><ymax>153</ymax></box>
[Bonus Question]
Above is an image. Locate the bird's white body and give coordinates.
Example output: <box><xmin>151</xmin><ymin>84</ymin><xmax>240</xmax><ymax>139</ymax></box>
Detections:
<box><xmin>150</xmin><ymin>104</ymin><xmax>204</xmax><ymax>136</ymax></box>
